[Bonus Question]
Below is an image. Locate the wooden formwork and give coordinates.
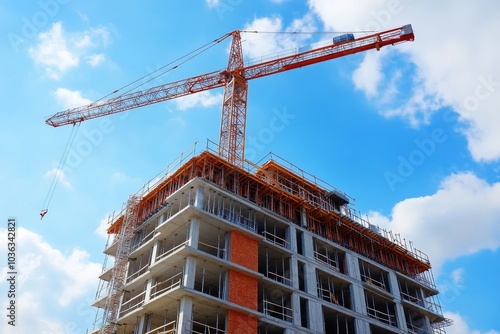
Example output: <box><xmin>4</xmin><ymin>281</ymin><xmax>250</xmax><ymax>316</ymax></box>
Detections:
<box><xmin>107</xmin><ymin>150</ymin><xmax>431</xmax><ymax>277</ymax></box>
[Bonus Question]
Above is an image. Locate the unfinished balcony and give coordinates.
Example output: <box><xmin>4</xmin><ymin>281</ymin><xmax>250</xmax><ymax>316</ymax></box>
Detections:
<box><xmin>398</xmin><ymin>274</ymin><xmax>450</xmax><ymax>331</ymax></box>
<box><xmin>202</xmin><ymin>188</ymin><xmax>257</xmax><ymax>233</ymax></box>
<box><xmin>142</xmin><ymin>310</ymin><xmax>178</xmax><ymax>334</ymax></box>
<box><xmin>189</xmin><ymin>313</ymin><xmax>226</xmax><ymax>334</ymax></box>
<box><xmin>359</xmin><ymin>260</ymin><xmax>391</xmax><ymax>296</ymax></box>
<box><xmin>258</xmin><ymin>246</ymin><xmax>292</xmax><ymax>286</ymax></box>
<box><xmin>258</xmin><ymin>284</ymin><xmax>293</xmax><ymax>323</ymax></box>
<box><xmin>313</xmin><ymin>238</ymin><xmax>347</xmax><ymax>274</ymax></box>
<box><xmin>258</xmin><ymin>216</ymin><xmax>290</xmax><ymax>250</ymax></box>
<box><xmin>257</xmin><ymin>321</ymin><xmax>286</xmax><ymax>334</ymax></box>
<box><xmin>126</xmin><ymin>251</ymin><xmax>151</xmax><ymax>285</ymax></box>
<box><xmin>316</xmin><ymin>269</ymin><xmax>352</xmax><ymax>310</ymax></box>
<box><xmin>155</xmin><ymin>225</ymin><xmax>189</xmax><ymax>263</ymax></box>
<box><xmin>119</xmin><ymin>287</ymin><xmax>146</xmax><ymax>319</ymax></box>
<box><xmin>399</xmin><ymin>278</ymin><xmax>426</xmax><ymax>308</ymax></box>
<box><xmin>322</xmin><ymin>307</ymin><xmax>355</xmax><ymax>334</ymax></box>
<box><xmin>364</xmin><ymin>290</ymin><xmax>397</xmax><ymax>327</ymax></box>
<box><xmin>405</xmin><ymin>308</ymin><xmax>431</xmax><ymax>334</ymax></box>
<box><xmin>197</xmin><ymin>221</ymin><xmax>229</xmax><ymax>261</ymax></box>
<box><xmin>193</xmin><ymin>259</ymin><xmax>227</xmax><ymax>301</ymax></box>
<box><xmin>149</xmin><ymin>266</ymin><xmax>184</xmax><ymax>300</ymax></box>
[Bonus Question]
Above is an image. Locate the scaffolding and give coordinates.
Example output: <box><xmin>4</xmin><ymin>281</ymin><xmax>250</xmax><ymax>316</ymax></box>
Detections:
<box><xmin>97</xmin><ymin>140</ymin><xmax>443</xmax><ymax>333</ymax></box>
<box><xmin>106</xmin><ymin>141</ymin><xmax>431</xmax><ymax>280</ymax></box>
<box><xmin>100</xmin><ymin>195</ymin><xmax>139</xmax><ymax>334</ymax></box>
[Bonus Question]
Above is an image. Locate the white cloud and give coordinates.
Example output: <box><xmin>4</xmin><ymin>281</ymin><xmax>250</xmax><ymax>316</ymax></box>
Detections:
<box><xmin>95</xmin><ymin>215</ymin><xmax>111</xmax><ymax>240</ymax></box>
<box><xmin>29</xmin><ymin>22</ymin><xmax>79</xmax><ymax>79</ymax></box>
<box><xmin>205</xmin><ymin>0</ymin><xmax>219</xmax><ymax>8</ymax></box>
<box><xmin>86</xmin><ymin>53</ymin><xmax>105</xmax><ymax>66</ymax></box>
<box><xmin>175</xmin><ymin>90</ymin><xmax>223</xmax><ymax>111</ymax></box>
<box><xmin>308</xmin><ymin>0</ymin><xmax>500</xmax><ymax>161</ymax></box>
<box><xmin>445</xmin><ymin>312</ymin><xmax>500</xmax><ymax>334</ymax></box>
<box><xmin>29</xmin><ymin>22</ymin><xmax>110</xmax><ymax>79</ymax></box>
<box><xmin>242</xmin><ymin>14</ymin><xmax>317</xmax><ymax>61</ymax></box>
<box><xmin>45</xmin><ymin>167</ymin><xmax>72</xmax><ymax>189</ymax></box>
<box><xmin>450</xmin><ymin>268</ymin><xmax>464</xmax><ymax>286</ymax></box>
<box><xmin>53</xmin><ymin>88</ymin><xmax>92</xmax><ymax>109</ymax></box>
<box><xmin>369</xmin><ymin>172</ymin><xmax>500</xmax><ymax>274</ymax></box>
<box><xmin>0</xmin><ymin>227</ymin><xmax>101</xmax><ymax>333</ymax></box>
<box><xmin>352</xmin><ymin>51</ymin><xmax>382</xmax><ymax>97</ymax></box>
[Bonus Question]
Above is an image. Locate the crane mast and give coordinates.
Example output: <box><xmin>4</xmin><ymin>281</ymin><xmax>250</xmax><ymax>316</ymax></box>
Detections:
<box><xmin>219</xmin><ymin>30</ymin><xmax>247</xmax><ymax>166</ymax></box>
<box><xmin>46</xmin><ymin>24</ymin><xmax>415</xmax><ymax>167</ymax></box>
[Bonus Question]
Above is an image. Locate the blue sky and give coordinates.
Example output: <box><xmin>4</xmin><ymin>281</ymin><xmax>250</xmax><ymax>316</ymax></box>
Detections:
<box><xmin>1</xmin><ymin>0</ymin><xmax>499</xmax><ymax>333</ymax></box>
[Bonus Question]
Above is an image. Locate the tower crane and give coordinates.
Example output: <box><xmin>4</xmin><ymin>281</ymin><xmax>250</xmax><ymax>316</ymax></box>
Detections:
<box><xmin>45</xmin><ymin>25</ymin><xmax>415</xmax><ymax>167</ymax></box>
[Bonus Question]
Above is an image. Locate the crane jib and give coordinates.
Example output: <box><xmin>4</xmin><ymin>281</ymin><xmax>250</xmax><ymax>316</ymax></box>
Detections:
<box><xmin>44</xmin><ymin>24</ymin><xmax>415</xmax><ymax>167</ymax></box>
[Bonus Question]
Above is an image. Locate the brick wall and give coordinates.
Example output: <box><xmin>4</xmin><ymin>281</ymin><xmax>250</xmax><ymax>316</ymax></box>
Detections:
<box><xmin>227</xmin><ymin>230</ymin><xmax>258</xmax><ymax>333</ymax></box>
<box><xmin>229</xmin><ymin>230</ymin><xmax>258</xmax><ymax>271</ymax></box>
<box><xmin>227</xmin><ymin>309</ymin><xmax>257</xmax><ymax>334</ymax></box>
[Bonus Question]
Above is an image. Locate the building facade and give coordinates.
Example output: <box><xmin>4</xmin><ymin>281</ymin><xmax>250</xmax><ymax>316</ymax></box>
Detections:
<box><xmin>92</xmin><ymin>148</ymin><xmax>451</xmax><ymax>334</ymax></box>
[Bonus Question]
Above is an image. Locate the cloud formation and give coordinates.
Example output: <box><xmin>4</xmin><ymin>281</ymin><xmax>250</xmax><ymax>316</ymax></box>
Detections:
<box><xmin>369</xmin><ymin>172</ymin><xmax>500</xmax><ymax>273</ymax></box>
<box><xmin>29</xmin><ymin>22</ymin><xmax>110</xmax><ymax>79</ymax></box>
<box><xmin>308</xmin><ymin>0</ymin><xmax>500</xmax><ymax>162</ymax></box>
<box><xmin>0</xmin><ymin>227</ymin><xmax>101</xmax><ymax>333</ymax></box>
<box><xmin>53</xmin><ymin>88</ymin><xmax>92</xmax><ymax>109</ymax></box>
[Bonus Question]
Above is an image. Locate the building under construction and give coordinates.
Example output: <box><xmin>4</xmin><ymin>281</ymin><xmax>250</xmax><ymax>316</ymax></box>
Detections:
<box><xmin>41</xmin><ymin>23</ymin><xmax>451</xmax><ymax>334</ymax></box>
<box><xmin>91</xmin><ymin>141</ymin><xmax>451</xmax><ymax>334</ymax></box>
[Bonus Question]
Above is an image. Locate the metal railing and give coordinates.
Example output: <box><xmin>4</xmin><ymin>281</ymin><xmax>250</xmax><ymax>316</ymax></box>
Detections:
<box><xmin>150</xmin><ymin>272</ymin><xmax>183</xmax><ymax>299</ymax></box>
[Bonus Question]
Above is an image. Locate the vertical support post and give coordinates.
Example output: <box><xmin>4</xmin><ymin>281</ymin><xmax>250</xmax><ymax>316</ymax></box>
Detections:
<box><xmin>194</xmin><ymin>186</ymin><xmax>204</xmax><ymax>209</ymax></box>
<box><xmin>176</xmin><ymin>297</ymin><xmax>193</xmax><ymax>334</ymax></box>
<box><xmin>388</xmin><ymin>271</ymin><xmax>407</xmax><ymax>330</ymax></box>
<box><xmin>183</xmin><ymin>256</ymin><xmax>197</xmax><ymax>289</ymax></box>
<box><xmin>300</xmin><ymin>207</ymin><xmax>307</xmax><ymax>228</ymax></box>
<box><xmin>188</xmin><ymin>218</ymin><xmax>200</xmax><ymax>249</ymax></box>
<box><xmin>135</xmin><ymin>314</ymin><xmax>146</xmax><ymax>334</ymax></box>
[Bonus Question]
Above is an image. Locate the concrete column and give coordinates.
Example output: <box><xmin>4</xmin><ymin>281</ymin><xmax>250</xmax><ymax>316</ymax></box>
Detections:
<box><xmin>176</xmin><ymin>297</ymin><xmax>193</xmax><ymax>334</ymax></box>
<box><xmin>387</xmin><ymin>271</ymin><xmax>400</xmax><ymax>297</ymax></box>
<box><xmin>350</xmin><ymin>278</ymin><xmax>370</xmax><ymax>333</ymax></box>
<box><xmin>194</xmin><ymin>186</ymin><xmax>205</xmax><ymax>209</ymax></box>
<box><xmin>355</xmin><ymin>318</ymin><xmax>370</xmax><ymax>334</ymax></box>
<box><xmin>344</xmin><ymin>252</ymin><xmax>361</xmax><ymax>280</ymax></box>
<box><xmin>188</xmin><ymin>218</ymin><xmax>200</xmax><ymax>249</ymax></box>
<box><xmin>308</xmin><ymin>300</ymin><xmax>324</xmax><ymax>333</ymax></box>
<box><xmin>144</xmin><ymin>277</ymin><xmax>154</xmax><ymax>303</ymax></box>
<box><xmin>150</xmin><ymin>240</ymin><xmax>160</xmax><ymax>266</ymax></box>
<box><xmin>291</xmin><ymin>292</ymin><xmax>301</xmax><ymax>328</ymax></box>
<box><xmin>347</xmin><ymin>253</ymin><xmax>367</xmax><ymax>317</ymax></box>
<box><xmin>388</xmin><ymin>271</ymin><xmax>407</xmax><ymax>330</ymax></box>
<box><xmin>302</xmin><ymin>232</ymin><xmax>314</xmax><ymax>260</ymax></box>
<box><xmin>135</xmin><ymin>314</ymin><xmax>146</xmax><ymax>334</ymax></box>
<box><xmin>288</xmin><ymin>224</ymin><xmax>297</xmax><ymax>253</ymax></box>
<box><xmin>290</xmin><ymin>256</ymin><xmax>299</xmax><ymax>290</ymax></box>
<box><xmin>350</xmin><ymin>283</ymin><xmax>367</xmax><ymax>315</ymax></box>
<box><xmin>300</xmin><ymin>207</ymin><xmax>307</xmax><ymax>228</ymax></box>
<box><xmin>304</xmin><ymin>263</ymin><xmax>317</xmax><ymax>296</ymax></box>
<box><xmin>183</xmin><ymin>256</ymin><xmax>197</xmax><ymax>289</ymax></box>
<box><xmin>157</xmin><ymin>213</ymin><xmax>166</xmax><ymax>227</ymax></box>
